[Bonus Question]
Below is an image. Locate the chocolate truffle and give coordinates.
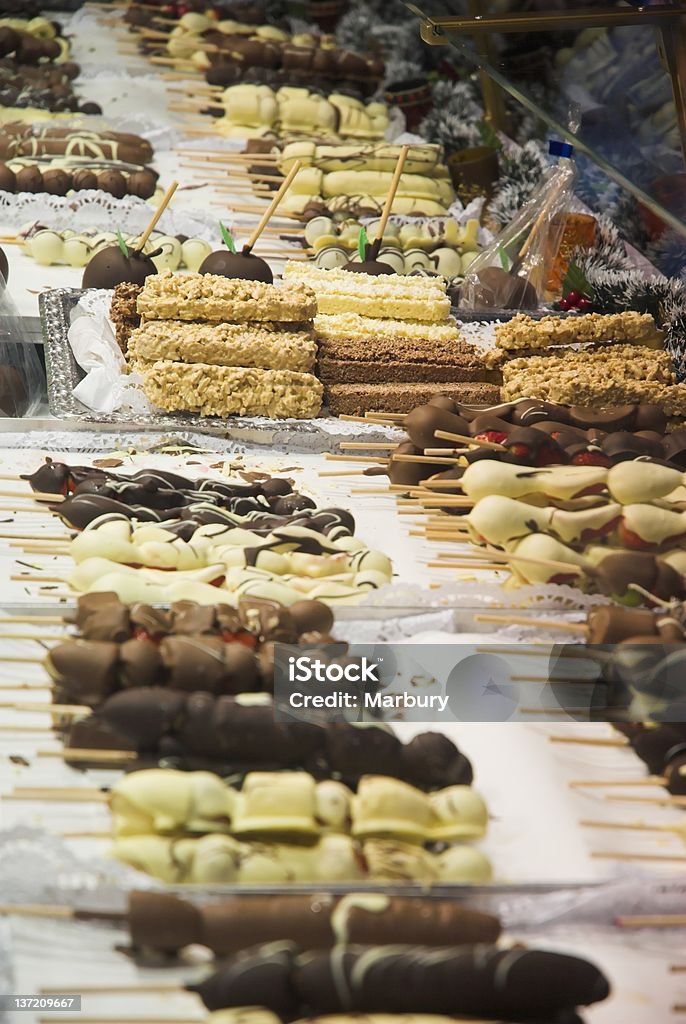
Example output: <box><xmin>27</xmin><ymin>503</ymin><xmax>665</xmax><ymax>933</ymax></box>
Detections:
<box><xmin>82</xmin><ymin>247</ymin><xmax>158</xmax><ymax>289</ymax></box>
<box><xmin>127</xmin><ymin>170</ymin><xmax>157</xmax><ymax>199</ymax></box>
<box><xmin>42</xmin><ymin>168</ymin><xmax>72</xmax><ymax>196</ymax></box>
<box><xmin>97</xmin><ymin>170</ymin><xmax>128</xmax><ymax>199</ymax></box>
<box><xmin>79</xmin><ymin>102</ymin><xmax>102</xmax><ymax>115</ymax></box>
<box><xmin>15</xmin><ymin>166</ymin><xmax>43</xmax><ymax>193</ymax></box>
<box><xmin>199</xmin><ymin>248</ymin><xmax>273</xmax><ymax>283</ymax></box>
<box><xmin>72</xmin><ymin>169</ymin><xmax>98</xmax><ymax>192</ymax></box>
<box><xmin>0</xmin><ymin>163</ymin><xmax>15</xmax><ymax>193</ymax></box>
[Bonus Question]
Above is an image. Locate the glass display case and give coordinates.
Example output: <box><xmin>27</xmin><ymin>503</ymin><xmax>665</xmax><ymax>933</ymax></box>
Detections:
<box><xmin>403</xmin><ymin>1</ymin><xmax>686</xmax><ymax>251</ymax></box>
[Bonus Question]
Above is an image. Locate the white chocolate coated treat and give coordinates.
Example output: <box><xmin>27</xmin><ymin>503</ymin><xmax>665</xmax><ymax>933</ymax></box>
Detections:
<box><xmin>110</xmin><ymin>770</ymin><xmax>234</xmax><ymax>837</ymax></box>
<box><xmin>352</xmin><ymin>776</ymin><xmax>435</xmax><ymax>843</ymax></box>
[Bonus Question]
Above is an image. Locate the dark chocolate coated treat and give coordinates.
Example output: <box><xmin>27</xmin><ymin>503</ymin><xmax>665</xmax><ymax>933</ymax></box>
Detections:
<box><xmin>402</xmin><ymin>731</ymin><xmax>473</xmax><ymax>787</ymax></box>
<box><xmin>665</xmin><ymin>753</ymin><xmax>686</xmax><ymax>794</ymax></box>
<box><xmin>512</xmin><ymin>399</ymin><xmax>571</xmax><ymax>427</ymax></box>
<box><xmin>403</xmin><ymin>404</ymin><xmax>470</xmax><ymax>450</ymax></box>
<box><xmin>42</xmin><ymin>168</ymin><xmax>72</xmax><ymax>195</ymax></box>
<box><xmin>602</xmin><ymin>431</ymin><xmax>663</xmax><ymax>462</ymax></box>
<box><xmin>127</xmin><ymin>169</ymin><xmax>157</xmax><ymax>199</ymax></box>
<box><xmin>79</xmin><ymin>102</ymin><xmax>102</xmax><ymax>115</ymax></box>
<box><xmin>15</xmin><ymin>165</ymin><xmax>43</xmax><ymax>192</ymax></box>
<box><xmin>632</xmin><ymin>726</ymin><xmax>686</xmax><ymax>776</ymax></box>
<box><xmin>634</xmin><ymin>405</ymin><xmax>667</xmax><ymax>433</ymax></box>
<box><xmin>428</xmin><ymin>396</ymin><xmax>458</xmax><ymax>413</ymax></box>
<box><xmin>97</xmin><ymin>170</ymin><xmax>128</xmax><ymax>199</ymax></box>
<box><xmin>288</xmin><ymin>599</ymin><xmax>334</xmax><ymax>637</ymax></box>
<box><xmin>52</xmin><ymin>494</ymin><xmax>163</xmax><ymax>529</ymax></box>
<box><xmin>129</xmin><ymin>603</ymin><xmax>172</xmax><ymax>639</ymax></box>
<box><xmin>119</xmin><ymin>638</ymin><xmax>163</xmax><ymax>688</ymax></box>
<box><xmin>0</xmin><ymin>162</ymin><xmax>15</xmax><ymax>193</ymax></box>
<box><xmin>325</xmin><ymin>721</ymin><xmax>402</xmax><ymax>783</ymax></box>
<box><xmin>468</xmin><ymin>414</ymin><xmax>511</xmax><ymax>438</ymax></box>
<box><xmin>47</xmin><ymin>640</ymin><xmax>119</xmax><ymax>706</ymax></box>
<box><xmin>127</xmin><ymin>891</ymin><xmax>501</xmax><ymax>957</ymax></box>
<box><xmin>72</xmin><ymin>169</ymin><xmax>98</xmax><ymax>191</ymax></box>
<box><xmin>97</xmin><ymin>686</ymin><xmax>186</xmax><ymax>749</ymax></box>
<box><xmin>76</xmin><ymin>599</ymin><xmax>132</xmax><ymax>643</ymax></box>
<box><xmin>592</xmin><ymin>553</ymin><xmax>685</xmax><ymax>603</ymax></box>
<box><xmin>586</xmin><ymin>606</ymin><xmax>658</xmax><ymax>645</ymax></box>
<box><xmin>569</xmin><ymin>405</ymin><xmax>636</xmax><ymax>431</ymax></box>
<box><xmin>199</xmin><ymin>248</ymin><xmax>273</xmax><ymax>283</ymax></box>
<box><xmin>503</xmin><ymin>426</ymin><xmax>566</xmax><ymax>466</ymax></box>
<box><xmin>662</xmin><ymin>428</ymin><xmax>686</xmax><ymax>470</ymax></box>
<box><xmin>192</xmin><ymin>943</ymin><xmax>610</xmax><ymax>1018</ymax></box>
<box><xmin>82</xmin><ymin>246</ymin><xmax>157</xmax><ymax>289</ymax></box>
<box><xmin>0</xmin><ymin>246</ymin><xmax>7</xmax><ymax>285</ymax></box>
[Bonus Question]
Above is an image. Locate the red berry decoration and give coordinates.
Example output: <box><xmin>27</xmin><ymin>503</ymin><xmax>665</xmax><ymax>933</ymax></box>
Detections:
<box><xmin>566</xmin><ymin>290</ymin><xmax>581</xmax><ymax>305</ymax></box>
<box><xmin>577</xmin><ymin>297</ymin><xmax>593</xmax><ymax>311</ymax></box>
<box><xmin>558</xmin><ymin>298</ymin><xmax>571</xmax><ymax>311</ymax></box>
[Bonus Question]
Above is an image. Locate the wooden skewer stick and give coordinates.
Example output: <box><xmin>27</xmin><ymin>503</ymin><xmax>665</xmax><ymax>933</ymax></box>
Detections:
<box><xmin>549</xmin><ymin>735</ymin><xmax>627</xmax><ymax>747</ymax></box>
<box><xmin>0</xmin><ymin>682</ymin><xmax>52</xmax><ymax>690</ymax></box>
<box><xmin>138</xmin><ymin>180</ymin><xmax>179</xmax><ymax>250</ymax></box>
<box><xmin>325</xmin><ymin>453</ymin><xmax>389</xmax><ymax>464</ymax></box>
<box><xmin>37</xmin><ymin>749</ymin><xmax>137</xmax><ymax>763</ymax></box>
<box><xmin>619</xmin><ymin>916</ymin><xmax>686</xmax><ymax>928</ymax></box>
<box><xmin>604</xmin><ymin>794</ymin><xmax>686</xmax><ymax>807</ymax></box>
<box><xmin>435</xmin><ymin>429</ymin><xmax>505</xmax><ymax>451</ymax></box>
<box><xmin>592</xmin><ymin>851</ymin><xmax>686</xmax><ymax>862</ymax></box>
<box><xmin>0</xmin><ymin>703</ymin><xmax>88</xmax><ymax>716</ymax></box>
<box><xmin>0</xmin><ymin>903</ymin><xmax>77</xmax><ymax>919</ymax></box>
<box><xmin>339</xmin><ymin>442</ymin><xmax>396</xmax><ymax>451</ymax></box>
<box><xmin>0</xmin><ymin>488</ymin><xmax>61</xmax><ymax>503</ymax></box>
<box><xmin>6</xmin><ymin>787</ymin><xmax>108</xmax><ymax>802</ymax></box>
<box><xmin>11</xmin><ymin>575</ymin><xmax>64</xmax><ymax>584</ymax></box>
<box><xmin>243</xmin><ymin>160</ymin><xmax>303</xmax><ymax>252</ymax></box>
<box><xmin>0</xmin><ymin>506</ymin><xmax>58</xmax><ymax>514</ymax></box>
<box><xmin>0</xmin><ymin>653</ymin><xmax>46</xmax><ymax>662</ymax></box>
<box><xmin>40</xmin><ymin>983</ymin><xmax>182</xmax><ymax>995</ymax></box>
<box><xmin>0</xmin><ymin>632</ymin><xmax>66</xmax><ymax>641</ymax></box>
<box><xmin>0</xmin><ymin>614</ymin><xmax>65</xmax><ymax>623</ymax></box>
<box><xmin>474</xmin><ymin>613</ymin><xmax>588</xmax><ymax>633</ymax></box>
<box><xmin>570</xmin><ymin>778</ymin><xmax>663</xmax><ymax>788</ymax></box>
<box><xmin>580</xmin><ymin>819</ymin><xmax>682</xmax><ymax>833</ymax></box>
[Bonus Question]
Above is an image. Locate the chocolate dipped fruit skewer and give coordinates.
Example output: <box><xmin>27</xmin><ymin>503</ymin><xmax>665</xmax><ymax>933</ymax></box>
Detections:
<box><xmin>187</xmin><ymin>942</ymin><xmax>610</xmax><ymax>1021</ymax></box>
<box><xmin>57</xmin><ymin>693</ymin><xmax>473</xmax><ymax>790</ymax></box>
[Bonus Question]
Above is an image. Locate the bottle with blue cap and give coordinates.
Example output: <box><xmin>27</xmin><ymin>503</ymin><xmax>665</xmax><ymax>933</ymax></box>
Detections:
<box><xmin>459</xmin><ymin>133</ymin><xmax>580</xmax><ymax>313</ymax></box>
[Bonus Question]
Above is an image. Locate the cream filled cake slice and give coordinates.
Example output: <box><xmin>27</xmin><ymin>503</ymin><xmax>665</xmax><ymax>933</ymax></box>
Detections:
<box><xmin>314</xmin><ymin>311</ymin><xmax>461</xmax><ymax>344</ymax></box>
<box><xmin>284</xmin><ymin>263</ymin><xmax>451</xmax><ymax>322</ymax></box>
<box><xmin>129</xmin><ymin>320</ymin><xmax>318</xmax><ymax>372</ymax></box>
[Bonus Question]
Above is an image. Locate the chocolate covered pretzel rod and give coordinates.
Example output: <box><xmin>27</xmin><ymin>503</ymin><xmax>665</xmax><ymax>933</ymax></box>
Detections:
<box><xmin>125</xmin><ymin>890</ymin><xmax>500</xmax><ymax>958</ymax></box>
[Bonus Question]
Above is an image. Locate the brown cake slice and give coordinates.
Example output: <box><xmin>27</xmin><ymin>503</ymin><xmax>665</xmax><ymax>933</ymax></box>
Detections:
<box><xmin>326</xmin><ymin>382</ymin><xmax>500</xmax><ymax>416</ymax></box>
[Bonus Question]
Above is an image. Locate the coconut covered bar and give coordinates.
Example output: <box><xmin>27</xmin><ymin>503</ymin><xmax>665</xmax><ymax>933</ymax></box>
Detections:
<box><xmin>129</xmin><ymin>320</ymin><xmax>318</xmax><ymax>372</ymax></box>
<box><xmin>500</xmin><ymin>345</ymin><xmax>686</xmax><ymax>415</ymax></box>
<box><xmin>495</xmin><ymin>310</ymin><xmax>663</xmax><ymax>352</ymax></box>
<box><xmin>136</xmin><ymin>269</ymin><xmax>317</xmax><ymax>323</ymax></box>
<box><xmin>138</xmin><ymin>362</ymin><xmax>323</xmax><ymax>419</ymax></box>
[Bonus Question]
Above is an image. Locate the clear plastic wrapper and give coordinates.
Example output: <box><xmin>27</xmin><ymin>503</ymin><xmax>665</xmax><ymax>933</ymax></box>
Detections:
<box><xmin>0</xmin><ymin>261</ymin><xmax>45</xmax><ymax>416</ymax></box>
<box><xmin>459</xmin><ymin>140</ymin><xmax>577</xmax><ymax>312</ymax></box>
